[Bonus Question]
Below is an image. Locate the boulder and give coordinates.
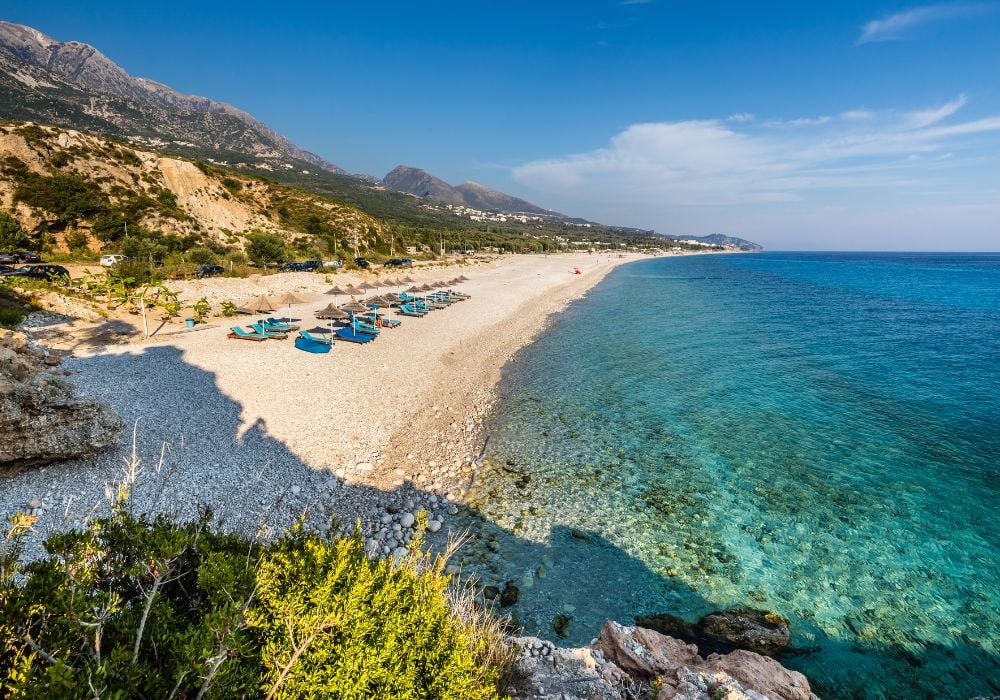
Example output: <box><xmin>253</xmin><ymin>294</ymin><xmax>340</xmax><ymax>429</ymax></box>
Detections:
<box><xmin>593</xmin><ymin>621</ymin><xmax>699</xmax><ymax>681</ymax></box>
<box><xmin>636</xmin><ymin>609</ymin><xmax>791</xmax><ymax>657</ymax></box>
<box><xmin>508</xmin><ymin>621</ymin><xmax>817</xmax><ymax>700</ymax></box>
<box><xmin>508</xmin><ymin>635</ymin><xmax>630</xmax><ymax>700</ymax></box>
<box><xmin>0</xmin><ymin>329</ymin><xmax>122</xmax><ymax>469</ymax></box>
<box><xmin>697</xmin><ymin>610</ymin><xmax>791</xmax><ymax>657</ymax></box>
<box><xmin>697</xmin><ymin>650</ymin><xmax>816</xmax><ymax>700</ymax></box>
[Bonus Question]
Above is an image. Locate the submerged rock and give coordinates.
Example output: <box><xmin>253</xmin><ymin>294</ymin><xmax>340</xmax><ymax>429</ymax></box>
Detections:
<box><xmin>501</xmin><ymin>580</ymin><xmax>520</xmax><ymax>607</ymax></box>
<box><xmin>0</xmin><ymin>330</ymin><xmax>122</xmax><ymax>469</ymax></box>
<box><xmin>636</xmin><ymin>608</ymin><xmax>791</xmax><ymax>657</ymax></box>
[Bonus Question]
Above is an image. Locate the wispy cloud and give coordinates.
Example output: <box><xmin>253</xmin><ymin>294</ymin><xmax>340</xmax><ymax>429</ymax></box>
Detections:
<box><xmin>857</xmin><ymin>2</ymin><xmax>994</xmax><ymax>44</ymax></box>
<box><xmin>511</xmin><ymin>95</ymin><xmax>1000</xmax><ymax>207</ymax></box>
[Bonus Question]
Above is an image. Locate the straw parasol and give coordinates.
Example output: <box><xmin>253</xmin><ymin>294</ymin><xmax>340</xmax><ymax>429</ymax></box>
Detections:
<box><xmin>315</xmin><ymin>303</ymin><xmax>348</xmax><ymax>340</ymax></box>
<box><xmin>340</xmin><ymin>297</ymin><xmax>370</xmax><ymax>314</ymax></box>
<box><xmin>239</xmin><ymin>294</ymin><xmax>277</xmax><ymax>314</ymax></box>
<box><xmin>275</xmin><ymin>291</ymin><xmax>307</xmax><ymax>322</ymax></box>
<box><xmin>325</xmin><ymin>285</ymin><xmax>347</xmax><ymax>296</ymax></box>
<box><xmin>315</xmin><ymin>303</ymin><xmax>349</xmax><ymax>320</ymax></box>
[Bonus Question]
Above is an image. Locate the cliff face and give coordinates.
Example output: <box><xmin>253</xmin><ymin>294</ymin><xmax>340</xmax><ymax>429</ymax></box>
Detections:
<box><xmin>0</xmin><ymin>328</ymin><xmax>122</xmax><ymax>469</ymax></box>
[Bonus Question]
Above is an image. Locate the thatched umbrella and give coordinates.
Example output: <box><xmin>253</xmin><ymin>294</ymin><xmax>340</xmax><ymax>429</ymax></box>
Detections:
<box><xmin>401</xmin><ymin>276</ymin><xmax>416</xmax><ymax>284</ymax></box>
<box><xmin>239</xmin><ymin>294</ymin><xmax>277</xmax><ymax>314</ymax></box>
<box><xmin>342</xmin><ymin>284</ymin><xmax>362</xmax><ymax>297</ymax></box>
<box><xmin>275</xmin><ymin>291</ymin><xmax>307</xmax><ymax>322</ymax></box>
<box><xmin>457</xmin><ymin>275</ymin><xmax>469</xmax><ymax>282</ymax></box>
<box><xmin>341</xmin><ymin>297</ymin><xmax>373</xmax><ymax>335</ymax></box>
<box><xmin>316</xmin><ymin>303</ymin><xmax>349</xmax><ymax>320</ymax></box>
<box><xmin>315</xmin><ymin>303</ymin><xmax>348</xmax><ymax>339</ymax></box>
<box><xmin>326</xmin><ymin>285</ymin><xmax>347</xmax><ymax>296</ymax></box>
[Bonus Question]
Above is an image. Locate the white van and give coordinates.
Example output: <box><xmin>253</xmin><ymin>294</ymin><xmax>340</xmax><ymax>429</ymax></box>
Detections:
<box><xmin>100</xmin><ymin>254</ymin><xmax>126</xmax><ymax>267</ymax></box>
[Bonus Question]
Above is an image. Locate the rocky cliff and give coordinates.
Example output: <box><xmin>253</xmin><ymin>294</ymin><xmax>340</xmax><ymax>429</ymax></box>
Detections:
<box><xmin>510</xmin><ymin>621</ymin><xmax>818</xmax><ymax>700</ymax></box>
<box><xmin>0</xmin><ymin>328</ymin><xmax>121</xmax><ymax>469</ymax></box>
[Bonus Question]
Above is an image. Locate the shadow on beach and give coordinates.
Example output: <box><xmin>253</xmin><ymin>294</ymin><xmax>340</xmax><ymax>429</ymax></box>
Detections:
<box><xmin>2</xmin><ymin>343</ymin><xmax>997</xmax><ymax>699</ymax></box>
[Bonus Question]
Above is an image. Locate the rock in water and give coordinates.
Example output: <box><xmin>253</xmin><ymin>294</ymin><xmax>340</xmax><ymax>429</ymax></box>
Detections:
<box><xmin>0</xmin><ymin>330</ymin><xmax>122</xmax><ymax>469</ymax></box>
<box><xmin>696</xmin><ymin>609</ymin><xmax>791</xmax><ymax>657</ymax></box>
<box><xmin>500</xmin><ymin>581</ymin><xmax>520</xmax><ymax>607</ymax></box>
<box><xmin>636</xmin><ymin>608</ymin><xmax>791</xmax><ymax>657</ymax></box>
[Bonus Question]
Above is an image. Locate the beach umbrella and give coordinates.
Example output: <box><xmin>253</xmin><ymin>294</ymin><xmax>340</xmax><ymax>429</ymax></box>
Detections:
<box><xmin>239</xmin><ymin>294</ymin><xmax>277</xmax><ymax>314</ymax></box>
<box><xmin>401</xmin><ymin>276</ymin><xmax>416</xmax><ymax>284</ymax></box>
<box><xmin>316</xmin><ymin>303</ymin><xmax>349</xmax><ymax>320</ymax></box>
<box><xmin>341</xmin><ymin>297</ymin><xmax>372</xmax><ymax>336</ymax></box>
<box><xmin>457</xmin><ymin>275</ymin><xmax>469</xmax><ymax>282</ymax></box>
<box><xmin>342</xmin><ymin>284</ymin><xmax>362</xmax><ymax>296</ymax></box>
<box><xmin>325</xmin><ymin>285</ymin><xmax>347</xmax><ymax>296</ymax></box>
<box><xmin>315</xmin><ymin>303</ymin><xmax>348</xmax><ymax>340</ymax></box>
<box><xmin>275</xmin><ymin>291</ymin><xmax>307</xmax><ymax>322</ymax></box>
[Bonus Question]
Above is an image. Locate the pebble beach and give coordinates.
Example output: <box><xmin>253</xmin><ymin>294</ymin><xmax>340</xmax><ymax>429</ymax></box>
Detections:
<box><xmin>1</xmin><ymin>252</ymin><xmax>645</xmax><ymax>558</ymax></box>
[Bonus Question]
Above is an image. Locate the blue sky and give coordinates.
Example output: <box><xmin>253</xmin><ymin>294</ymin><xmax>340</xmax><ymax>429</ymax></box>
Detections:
<box><xmin>4</xmin><ymin>1</ymin><xmax>1000</xmax><ymax>250</ymax></box>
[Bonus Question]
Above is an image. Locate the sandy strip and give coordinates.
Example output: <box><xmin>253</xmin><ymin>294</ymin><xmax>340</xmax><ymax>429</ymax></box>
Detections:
<box><xmin>1</xmin><ymin>252</ymin><xmax>661</xmax><ymax>552</ymax></box>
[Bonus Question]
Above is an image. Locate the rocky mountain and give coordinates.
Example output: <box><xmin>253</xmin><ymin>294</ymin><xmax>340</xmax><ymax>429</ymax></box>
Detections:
<box><xmin>383</xmin><ymin>165</ymin><xmax>560</xmax><ymax>216</ymax></box>
<box><xmin>0</xmin><ymin>21</ymin><xmax>344</xmax><ymax>174</ymax></box>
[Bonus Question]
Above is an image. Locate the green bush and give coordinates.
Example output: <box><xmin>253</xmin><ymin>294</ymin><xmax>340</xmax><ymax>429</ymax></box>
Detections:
<box><xmin>64</xmin><ymin>231</ymin><xmax>90</xmax><ymax>253</ymax></box>
<box><xmin>0</xmin><ymin>509</ymin><xmax>505</xmax><ymax>699</ymax></box>
<box><xmin>0</xmin><ymin>211</ymin><xmax>27</xmax><ymax>252</ymax></box>
<box><xmin>245</xmin><ymin>231</ymin><xmax>287</xmax><ymax>266</ymax></box>
<box><xmin>13</xmin><ymin>172</ymin><xmax>109</xmax><ymax>222</ymax></box>
<box><xmin>0</xmin><ymin>307</ymin><xmax>25</xmax><ymax>329</ymax></box>
<box><xmin>187</xmin><ymin>246</ymin><xmax>218</xmax><ymax>266</ymax></box>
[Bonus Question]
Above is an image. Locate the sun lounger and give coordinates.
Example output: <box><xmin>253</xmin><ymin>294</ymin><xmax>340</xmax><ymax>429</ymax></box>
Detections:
<box><xmin>398</xmin><ymin>304</ymin><xmax>426</xmax><ymax>317</ymax></box>
<box><xmin>335</xmin><ymin>327</ymin><xmax>377</xmax><ymax>343</ymax></box>
<box><xmin>298</xmin><ymin>330</ymin><xmax>334</xmax><ymax>346</ymax></box>
<box><xmin>264</xmin><ymin>317</ymin><xmax>300</xmax><ymax>331</ymax></box>
<box><xmin>228</xmin><ymin>326</ymin><xmax>267</xmax><ymax>341</ymax></box>
<box><xmin>250</xmin><ymin>323</ymin><xmax>288</xmax><ymax>339</ymax></box>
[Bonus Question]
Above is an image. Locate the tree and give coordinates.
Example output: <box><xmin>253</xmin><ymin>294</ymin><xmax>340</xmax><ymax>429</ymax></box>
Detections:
<box><xmin>0</xmin><ymin>211</ymin><xmax>27</xmax><ymax>251</ymax></box>
<box><xmin>245</xmin><ymin>231</ymin><xmax>287</xmax><ymax>266</ymax></box>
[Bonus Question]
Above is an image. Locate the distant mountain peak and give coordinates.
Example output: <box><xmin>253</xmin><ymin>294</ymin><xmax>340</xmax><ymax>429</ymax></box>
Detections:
<box><xmin>383</xmin><ymin>165</ymin><xmax>561</xmax><ymax>217</ymax></box>
<box><xmin>0</xmin><ymin>20</ymin><xmax>345</xmax><ymax>175</ymax></box>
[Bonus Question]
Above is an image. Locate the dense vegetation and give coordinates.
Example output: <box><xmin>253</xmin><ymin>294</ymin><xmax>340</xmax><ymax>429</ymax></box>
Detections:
<box><xmin>0</xmin><ymin>502</ymin><xmax>508</xmax><ymax>699</ymax></box>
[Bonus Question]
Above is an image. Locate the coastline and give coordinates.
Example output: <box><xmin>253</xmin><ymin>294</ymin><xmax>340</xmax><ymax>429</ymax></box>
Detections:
<box><xmin>2</xmin><ymin>251</ymin><xmax>725</xmax><ymax>550</ymax></box>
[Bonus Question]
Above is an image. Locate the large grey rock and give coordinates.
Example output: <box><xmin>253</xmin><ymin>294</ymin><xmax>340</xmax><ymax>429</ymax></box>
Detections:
<box><xmin>0</xmin><ymin>330</ymin><xmax>122</xmax><ymax>468</ymax></box>
<box><xmin>509</xmin><ymin>622</ymin><xmax>818</xmax><ymax>700</ymax></box>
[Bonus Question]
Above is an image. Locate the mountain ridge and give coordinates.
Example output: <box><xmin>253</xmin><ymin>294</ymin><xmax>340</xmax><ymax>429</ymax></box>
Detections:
<box><xmin>383</xmin><ymin>165</ymin><xmax>561</xmax><ymax>217</ymax></box>
<box><xmin>0</xmin><ymin>21</ymin><xmax>344</xmax><ymax>175</ymax></box>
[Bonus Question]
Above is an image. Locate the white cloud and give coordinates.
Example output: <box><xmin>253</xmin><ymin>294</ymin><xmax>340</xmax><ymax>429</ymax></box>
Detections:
<box><xmin>905</xmin><ymin>94</ymin><xmax>967</xmax><ymax>128</ymax></box>
<box><xmin>511</xmin><ymin>95</ymin><xmax>1000</xmax><ymax>207</ymax></box>
<box><xmin>857</xmin><ymin>3</ymin><xmax>994</xmax><ymax>44</ymax></box>
<box><xmin>727</xmin><ymin>113</ymin><xmax>755</xmax><ymax>123</ymax></box>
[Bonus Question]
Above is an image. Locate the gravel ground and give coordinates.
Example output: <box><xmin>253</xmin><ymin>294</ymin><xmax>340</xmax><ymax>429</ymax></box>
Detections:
<box><xmin>1</xmin><ymin>253</ymin><xmax>642</xmax><ymax>559</ymax></box>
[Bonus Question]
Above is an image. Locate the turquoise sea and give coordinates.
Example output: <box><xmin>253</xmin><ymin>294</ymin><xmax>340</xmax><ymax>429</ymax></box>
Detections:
<box><xmin>466</xmin><ymin>252</ymin><xmax>999</xmax><ymax>699</ymax></box>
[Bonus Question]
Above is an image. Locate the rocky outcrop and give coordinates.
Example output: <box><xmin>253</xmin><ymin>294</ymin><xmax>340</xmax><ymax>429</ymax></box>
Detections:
<box><xmin>509</xmin><ymin>621</ymin><xmax>817</xmax><ymax>700</ymax></box>
<box><xmin>0</xmin><ymin>329</ymin><xmax>121</xmax><ymax>468</ymax></box>
<box><xmin>635</xmin><ymin>609</ymin><xmax>791</xmax><ymax>657</ymax></box>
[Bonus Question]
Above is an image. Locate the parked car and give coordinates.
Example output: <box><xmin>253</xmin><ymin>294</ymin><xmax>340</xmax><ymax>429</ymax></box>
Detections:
<box><xmin>0</xmin><ymin>265</ymin><xmax>17</xmax><ymax>276</ymax></box>
<box><xmin>100</xmin><ymin>254</ymin><xmax>128</xmax><ymax>267</ymax></box>
<box><xmin>196</xmin><ymin>264</ymin><xmax>225</xmax><ymax>278</ymax></box>
<box><xmin>301</xmin><ymin>260</ymin><xmax>322</xmax><ymax>271</ymax></box>
<box><xmin>14</xmin><ymin>252</ymin><xmax>41</xmax><ymax>264</ymax></box>
<box><xmin>322</xmin><ymin>260</ymin><xmax>343</xmax><ymax>269</ymax></box>
<box><xmin>354</xmin><ymin>257</ymin><xmax>371</xmax><ymax>269</ymax></box>
<box><xmin>281</xmin><ymin>262</ymin><xmax>308</xmax><ymax>271</ymax></box>
<box><xmin>0</xmin><ymin>253</ymin><xmax>18</xmax><ymax>265</ymax></box>
<box><xmin>383</xmin><ymin>258</ymin><xmax>414</xmax><ymax>268</ymax></box>
<box><xmin>13</xmin><ymin>264</ymin><xmax>71</xmax><ymax>281</ymax></box>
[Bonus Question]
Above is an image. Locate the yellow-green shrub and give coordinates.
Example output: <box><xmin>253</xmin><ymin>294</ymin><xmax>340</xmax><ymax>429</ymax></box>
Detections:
<box><xmin>0</xmin><ymin>512</ymin><xmax>504</xmax><ymax>699</ymax></box>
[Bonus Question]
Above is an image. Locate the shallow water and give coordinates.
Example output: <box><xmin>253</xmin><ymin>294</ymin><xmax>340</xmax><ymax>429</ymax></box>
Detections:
<box><xmin>467</xmin><ymin>252</ymin><xmax>1000</xmax><ymax>699</ymax></box>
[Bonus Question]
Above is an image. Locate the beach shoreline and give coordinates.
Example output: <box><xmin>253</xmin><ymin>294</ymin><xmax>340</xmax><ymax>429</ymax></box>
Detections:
<box><xmin>2</xmin><ymin>250</ymin><xmax>744</xmax><ymax>555</ymax></box>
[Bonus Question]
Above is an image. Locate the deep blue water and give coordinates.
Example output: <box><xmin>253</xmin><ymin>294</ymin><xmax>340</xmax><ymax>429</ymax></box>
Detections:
<box><xmin>469</xmin><ymin>252</ymin><xmax>999</xmax><ymax>699</ymax></box>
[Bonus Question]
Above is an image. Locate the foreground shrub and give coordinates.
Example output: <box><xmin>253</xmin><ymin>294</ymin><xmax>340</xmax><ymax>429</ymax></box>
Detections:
<box><xmin>0</xmin><ymin>508</ymin><xmax>505</xmax><ymax>699</ymax></box>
